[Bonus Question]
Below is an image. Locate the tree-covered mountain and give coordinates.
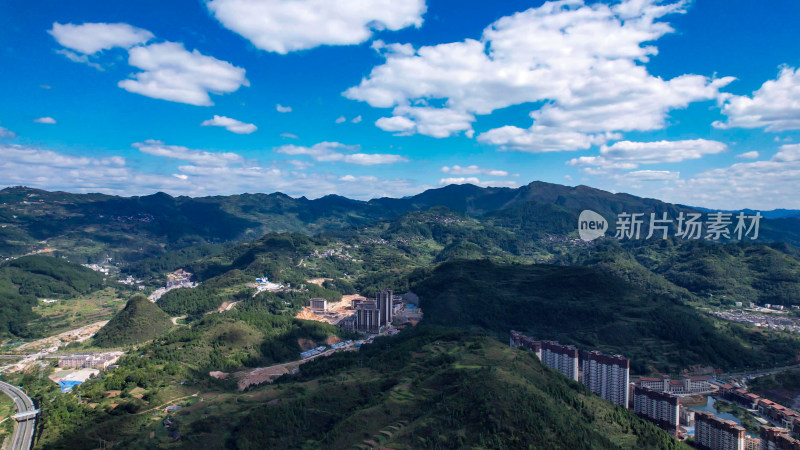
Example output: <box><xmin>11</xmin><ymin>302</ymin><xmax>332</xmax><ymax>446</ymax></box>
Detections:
<box><xmin>3</xmin><ymin>181</ymin><xmax>798</xmax><ymax>264</ymax></box>
<box><xmin>410</xmin><ymin>259</ymin><xmax>800</xmax><ymax>374</ymax></box>
<box><xmin>93</xmin><ymin>295</ymin><xmax>174</xmax><ymax>347</ymax></box>
<box><xmin>0</xmin><ymin>254</ymin><xmax>113</xmax><ymax>337</ymax></box>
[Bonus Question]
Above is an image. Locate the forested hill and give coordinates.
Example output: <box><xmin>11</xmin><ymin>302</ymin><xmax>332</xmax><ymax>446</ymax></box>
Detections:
<box><xmin>93</xmin><ymin>295</ymin><xmax>173</xmax><ymax>347</ymax></box>
<box><xmin>0</xmin><ymin>255</ymin><xmax>113</xmax><ymax>337</ymax></box>
<box><xmin>410</xmin><ymin>259</ymin><xmax>800</xmax><ymax>374</ymax></box>
<box><xmin>2</xmin><ymin>182</ymin><xmax>798</xmax><ymax>263</ymax></box>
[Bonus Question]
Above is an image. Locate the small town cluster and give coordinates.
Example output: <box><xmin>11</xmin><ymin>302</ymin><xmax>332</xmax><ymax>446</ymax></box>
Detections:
<box><xmin>510</xmin><ymin>331</ymin><xmax>800</xmax><ymax>450</ymax></box>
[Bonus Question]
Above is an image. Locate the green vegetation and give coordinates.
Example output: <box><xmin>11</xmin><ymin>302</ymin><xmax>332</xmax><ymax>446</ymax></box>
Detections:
<box><xmin>412</xmin><ymin>259</ymin><xmax>800</xmax><ymax>374</ymax></box>
<box><xmin>34</xmin><ymin>328</ymin><xmax>687</xmax><ymax>449</ymax></box>
<box><xmin>28</xmin><ymin>287</ymin><xmax>126</xmax><ymax>337</ymax></box>
<box><xmin>748</xmin><ymin>369</ymin><xmax>800</xmax><ymax>406</ymax></box>
<box><xmin>0</xmin><ymin>255</ymin><xmax>115</xmax><ymax>337</ymax></box>
<box><xmin>93</xmin><ymin>295</ymin><xmax>174</xmax><ymax>347</ymax></box>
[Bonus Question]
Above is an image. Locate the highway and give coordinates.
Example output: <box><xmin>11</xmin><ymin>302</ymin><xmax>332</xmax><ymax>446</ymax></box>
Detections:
<box><xmin>0</xmin><ymin>381</ymin><xmax>36</xmax><ymax>450</ymax></box>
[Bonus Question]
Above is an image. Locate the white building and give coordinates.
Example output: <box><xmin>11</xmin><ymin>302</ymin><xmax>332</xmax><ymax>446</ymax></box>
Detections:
<box><xmin>633</xmin><ymin>386</ymin><xmax>680</xmax><ymax>436</ymax></box>
<box><xmin>581</xmin><ymin>351</ymin><xmax>630</xmax><ymax>406</ymax></box>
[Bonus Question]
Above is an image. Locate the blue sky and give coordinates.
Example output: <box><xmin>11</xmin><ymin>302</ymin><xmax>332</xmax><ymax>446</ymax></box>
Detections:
<box><xmin>2</xmin><ymin>0</ymin><xmax>800</xmax><ymax>209</ymax></box>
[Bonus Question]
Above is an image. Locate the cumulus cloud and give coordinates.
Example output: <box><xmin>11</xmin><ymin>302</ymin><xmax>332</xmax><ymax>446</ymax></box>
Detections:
<box><xmin>133</xmin><ymin>140</ymin><xmax>244</xmax><ymax>166</ymax></box>
<box><xmin>118</xmin><ymin>42</ymin><xmax>249</xmax><ymax>106</ymax></box>
<box><xmin>48</xmin><ymin>22</ymin><xmax>153</xmax><ymax>54</ymax></box>
<box><xmin>276</xmin><ymin>104</ymin><xmax>292</xmax><ymax>113</ymax></box>
<box><xmin>714</xmin><ymin>66</ymin><xmax>800</xmax><ymax>131</ymax></box>
<box><xmin>376</xmin><ymin>106</ymin><xmax>475</xmax><ymax>138</ymax></box>
<box><xmin>346</xmin><ymin>0</ymin><xmax>733</xmax><ymax>150</ymax></box>
<box><xmin>34</xmin><ymin>117</ymin><xmax>57</xmax><ymax>124</ymax></box>
<box><xmin>50</xmin><ymin>23</ymin><xmax>247</xmax><ymax>106</ymax></box>
<box><xmin>441</xmin><ymin>165</ymin><xmax>510</xmax><ymax>177</ymax></box>
<box><xmin>201</xmin><ymin>115</ymin><xmax>257</xmax><ymax>134</ymax></box>
<box><xmin>335</xmin><ymin>116</ymin><xmax>347</xmax><ymax>124</ymax></box>
<box><xmin>478</xmin><ymin>126</ymin><xmax>615</xmax><ymax>153</ymax></box>
<box><xmin>206</xmin><ymin>0</ymin><xmax>426</xmax><ymax>54</ymax></box>
<box><xmin>567</xmin><ymin>139</ymin><xmax>727</xmax><ymax>171</ymax></box>
<box><xmin>352</xmin><ymin>115</ymin><xmax>362</xmax><ymax>124</ymax></box>
<box><xmin>276</xmin><ymin>142</ymin><xmax>408</xmax><ymax>165</ymax></box>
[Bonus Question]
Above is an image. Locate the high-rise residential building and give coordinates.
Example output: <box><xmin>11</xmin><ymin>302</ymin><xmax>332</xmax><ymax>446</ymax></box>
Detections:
<box><xmin>509</xmin><ymin>332</ymin><xmax>578</xmax><ymax>381</ymax></box>
<box><xmin>633</xmin><ymin>386</ymin><xmax>680</xmax><ymax>436</ymax></box>
<box><xmin>760</xmin><ymin>426</ymin><xmax>800</xmax><ymax>450</ymax></box>
<box><xmin>540</xmin><ymin>341</ymin><xmax>579</xmax><ymax>381</ymax></box>
<box><xmin>378</xmin><ymin>289</ymin><xmax>393</xmax><ymax>325</ymax></box>
<box><xmin>694</xmin><ymin>411</ymin><xmax>745</xmax><ymax>450</ymax></box>
<box><xmin>581</xmin><ymin>350</ymin><xmax>630</xmax><ymax>406</ymax></box>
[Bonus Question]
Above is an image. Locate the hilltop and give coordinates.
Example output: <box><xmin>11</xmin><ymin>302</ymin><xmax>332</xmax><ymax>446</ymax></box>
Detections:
<box><xmin>93</xmin><ymin>295</ymin><xmax>173</xmax><ymax>347</ymax></box>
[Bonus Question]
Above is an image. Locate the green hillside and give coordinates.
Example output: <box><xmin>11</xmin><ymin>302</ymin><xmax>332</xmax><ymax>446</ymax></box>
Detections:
<box><xmin>38</xmin><ymin>328</ymin><xmax>687</xmax><ymax>449</ymax></box>
<box><xmin>563</xmin><ymin>239</ymin><xmax>800</xmax><ymax>307</ymax></box>
<box><xmin>235</xmin><ymin>328</ymin><xmax>688</xmax><ymax>449</ymax></box>
<box><xmin>411</xmin><ymin>259</ymin><xmax>800</xmax><ymax>374</ymax></box>
<box><xmin>93</xmin><ymin>295</ymin><xmax>173</xmax><ymax>347</ymax></box>
<box><xmin>0</xmin><ymin>254</ymin><xmax>112</xmax><ymax>337</ymax></box>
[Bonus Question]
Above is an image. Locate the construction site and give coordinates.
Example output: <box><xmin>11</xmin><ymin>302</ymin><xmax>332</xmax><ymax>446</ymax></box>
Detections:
<box><xmin>295</xmin><ymin>289</ymin><xmax>422</xmax><ymax>333</ymax></box>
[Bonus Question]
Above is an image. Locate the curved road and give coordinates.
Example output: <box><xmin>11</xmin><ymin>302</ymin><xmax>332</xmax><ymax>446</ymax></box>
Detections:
<box><xmin>0</xmin><ymin>381</ymin><xmax>35</xmax><ymax>450</ymax></box>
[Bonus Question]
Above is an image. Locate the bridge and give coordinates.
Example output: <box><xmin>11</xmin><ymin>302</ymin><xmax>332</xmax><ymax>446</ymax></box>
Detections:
<box><xmin>0</xmin><ymin>381</ymin><xmax>38</xmax><ymax>450</ymax></box>
<box><xmin>12</xmin><ymin>409</ymin><xmax>40</xmax><ymax>421</ymax></box>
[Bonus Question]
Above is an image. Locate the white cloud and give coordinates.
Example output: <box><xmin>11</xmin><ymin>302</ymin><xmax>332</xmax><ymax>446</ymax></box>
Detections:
<box><xmin>34</xmin><ymin>117</ymin><xmax>56</xmax><ymax>124</ymax></box>
<box><xmin>335</xmin><ymin>116</ymin><xmax>346</xmax><ymax>124</ymax></box>
<box><xmin>376</xmin><ymin>106</ymin><xmax>475</xmax><ymax>138</ymax></box>
<box><xmin>736</xmin><ymin>151</ymin><xmax>759</xmax><ymax>160</ymax></box>
<box><xmin>441</xmin><ymin>165</ymin><xmax>509</xmax><ymax>177</ymax></box>
<box><xmin>287</xmin><ymin>160</ymin><xmax>313</xmax><ymax>169</ymax></box>
<box><xmin>438</xmin><ymin>177</ymin><xmax>519</xmax><ymax>188</ymax></box>
<box><xmin>118</xmin><ymin>42</ymin><xmax>248</xmax><ymax>106</ymax></box>
<box><xmin>133</xmin><ymin>140</ymin><xmax>244</xmax><ymax>166</ymax></box>
<box><xmin>55</xmin><ymin>49</ymin><xmax>104</xmax><ymax>70</ymax></box>
<box><xmin>276</xmin><ymin>142</ymin><xmax>408</xmax><ymax>165</ymax></box>
<box><xmin>659</xmin><ymin>144</ymin><xmax>800</xmax><ymax>209</ymax></box>
<box><xmin>478</xmin><ymin>125</ymin><xmax>615</xmax><ymax>153</ymax></box>
<box><xmin>340</xmin><ymin>175</ymin><xmax>379</xmax><ymax>182</ymax></box>
<box><xmin>344</xmin><ymin>154</ymin><xmax>407</xmax><ymax>165</ymax></box>
<box><xmin>714</xmin><ymin>66</ymin><xmax>800</xmax><ymax>131</ymax></box>
<box><xmin>280</xmin><ymin>133</ymin><xmax>299</xmax><ymax>139</ymax></box>
<box><xmin>276</xmin><ymin>104</ymin><xmax>292</xmax><ymax>113</ymax></box>
<box><xmin>352</xmin><ymin>115</ymin><xmax>362</xmax><ymax>124</ymax></box>
<box><xmin>567</xmin><ymin>139</ymin><xmax>727</xmax><ymax>171</ymax></box>
<box><xmin>346</xmin><ymin>0</ymin><xmax>732</xmax><ymax>150</ymax></box>
<box><xmin>48</xmin><ymin>22</ymin><xmax>153</xmax><ymax>54</ymax></box>
<box><xmin>0</xmin><ymin>127</ymin><xmax>16</xmax><ymax>138</ymax></box>
<box><xmin>206</xmin><ymin>0</ymin><xmax>426</xmax><ymax>54</ymax></box>
<box><xmin>201</xmin><ymin>115</ymin><xmax>257</xmax><ymax>134</ymax></box>
<box><xmin>619</xmin><ymin>170</ymin><xmax>680</xmax><ymax>182</ymax></box>
<box><xmin>439</xmin><ymin>177</ymin><xmax>480</xmax><ymax>185</ymax></box>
